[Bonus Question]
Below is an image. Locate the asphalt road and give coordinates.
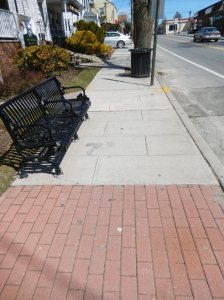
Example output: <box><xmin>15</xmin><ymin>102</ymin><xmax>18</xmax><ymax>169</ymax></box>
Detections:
<box><xmin>156</xmin><ymin>34</ymin><xmax>224</xmax><ymax>167</ymax></box>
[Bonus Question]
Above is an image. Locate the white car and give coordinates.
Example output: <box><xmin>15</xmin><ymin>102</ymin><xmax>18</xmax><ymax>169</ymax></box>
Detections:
<box><xmin>104</xmin><ymin>31</ymin><xmax>132</xmax><ymax>48</ymax></box>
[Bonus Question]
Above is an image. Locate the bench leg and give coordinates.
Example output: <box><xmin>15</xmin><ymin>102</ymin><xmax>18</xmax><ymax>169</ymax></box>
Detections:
<box><xmin>18</xmin><ymin>170</ymin><xmax>28</xmax><ymax>179</ymax></box>
<box><xmin>18</xmin><ymin>161</ymin><xmax>28</xmax><ymax>179</ymax></box>
<box><xmin>55</xmin><ymin>166</ymin><xmax>63</xmax><ymax>176</ymax></box>
<box><xmin>85</xmin><ymin>113</ymin><xmax>89</xmax><ymax>119</ymax></box>
<box><xmin>73</xmin><ymin>133</ymin><xmax>79</xmax><ymax>141</ymax></box>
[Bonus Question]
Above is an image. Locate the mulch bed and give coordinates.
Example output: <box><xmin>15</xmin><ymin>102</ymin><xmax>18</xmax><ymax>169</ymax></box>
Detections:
<box><xmin>0</xmin><ymin>123</ymin><xmax>11</xmax><ymax>156</ymax></box>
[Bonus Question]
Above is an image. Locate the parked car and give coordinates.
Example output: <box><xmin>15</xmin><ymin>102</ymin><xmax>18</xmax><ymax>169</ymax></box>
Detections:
<box><xmin>193</xmin><ymin>27</ymin><xmax>221</xmax><ymax>42</ymax></box>
<box><xmin>104</xmin><ymin>31</ymin><xmax>132</xmax><ymax>48</ymax></box>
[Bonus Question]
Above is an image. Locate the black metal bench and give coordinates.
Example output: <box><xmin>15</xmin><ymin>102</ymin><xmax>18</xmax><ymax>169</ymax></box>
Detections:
<box><xmin>0</xmin><ymin>87</ymin><xmax>82</xmax><ymax>177</ymax></box>
<box><xmin>33</xmin><ymin>76</ymin><xmax>91</xmax><ymax>120</ymax></box>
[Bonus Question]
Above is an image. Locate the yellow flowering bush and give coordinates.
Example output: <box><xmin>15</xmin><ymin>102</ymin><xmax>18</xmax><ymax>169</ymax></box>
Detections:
<box><xmin>66</xmin><ymin>30</ymin><xmax>112</xmax><ymax>56</ymax></box>
<box><xmin>15</xmin><ymin>45</ymin><xmax>70</xmax><ymax>77</ymax></box>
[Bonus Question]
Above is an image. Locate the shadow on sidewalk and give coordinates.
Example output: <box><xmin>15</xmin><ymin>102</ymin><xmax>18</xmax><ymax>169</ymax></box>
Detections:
<box><xmin>0</xmin><ymin>233</ymin><xmax>99</xmax><ymax>298</ymax></box>
<box><xmin>101</xmin><ymin>77</ymin><xmax>151</xmax><ymax>88</ymax></box>
<box><xmin>0</xmin><ymin>144</ymin><xmax>65</xmax><ymax>177</ymax></box>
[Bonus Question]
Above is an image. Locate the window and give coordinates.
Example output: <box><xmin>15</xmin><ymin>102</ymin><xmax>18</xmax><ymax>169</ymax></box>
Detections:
<box><xmin>203</xmin><ymin>27</ymin><xmax>218</xmax><ymax>32</ymax></box>
<box><xmin>99</xmin><ymin>8</ymin><xmax>105</xmax><ymax>15</ymax></box>
<box><xmin>169</xmin><ymin>24</ymin><xmax>177</xmax><ymax>31</ymax></box>
<box><xmin>0</xmin><ymin>0</ymin><xmax>9</xmax><ymax>10</ymax></box>
<box><xmin>106</xmin><ymin>32</ymin><xmax>118</xmax><ymax>37</ymax></box>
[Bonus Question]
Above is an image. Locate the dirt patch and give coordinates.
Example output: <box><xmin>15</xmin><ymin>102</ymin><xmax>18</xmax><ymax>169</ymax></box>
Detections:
<box><xmin>0</xmin><ymin>71</ymin><xmax>45</xmax><ymax>101</ymax></box>
<box><xmin>0</xmin><ymin>68</ymin><xmax>81</xmax><ymax>102</ymax></box>
<box><xmin>0</xmin><ymin>123</ymin><xmax>11</xmax><ymax>156</ymax></box>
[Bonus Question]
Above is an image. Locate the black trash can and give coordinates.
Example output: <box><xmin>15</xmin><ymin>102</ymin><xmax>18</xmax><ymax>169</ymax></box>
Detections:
<box><xmin>129</xmin><ymin>48</ymin><xmax>152</xmax><ymax>78</ymax></box>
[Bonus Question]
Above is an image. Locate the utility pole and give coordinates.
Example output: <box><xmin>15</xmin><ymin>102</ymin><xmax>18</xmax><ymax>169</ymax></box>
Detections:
<box><xmin>131</xmin><ymin>0</ymin><xmax>134</xmax><ymax>39</ymax></box>
<box><xmin>188</xmin><ymin>10</ymin><xmax>191</xmax><ymax>34</ymax></box>
<box><xmin>222</xmin><ymin>0</ymin><xmax>224</xmax><ymax>36</ymax></box>
<box><xmin>150</xmin><ymin>0</ymin><xmax>160</xmax><ymax>85</ymax></box>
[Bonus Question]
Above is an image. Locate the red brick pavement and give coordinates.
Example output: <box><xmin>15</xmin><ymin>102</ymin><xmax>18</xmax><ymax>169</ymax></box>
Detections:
<box><xmin>0</xmin><ymin>185</ymin><xmax>224</xmax><ymax>299</ymax></box>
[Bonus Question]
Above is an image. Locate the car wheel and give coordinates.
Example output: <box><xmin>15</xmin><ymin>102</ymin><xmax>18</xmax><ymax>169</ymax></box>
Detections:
<box><xmin>214</xmin><ymin>39</ymin><xmax>218</xmax><ymax>42</ymax></box>
<box><xmin>193</xmin><ymin>36</ymin><xmax>196</xmax><ymax>42</ymax></box>
<box><xmin>117</xmin><ymin>41</ymin><xmax>125</xmax><ymax>48</ymax></box>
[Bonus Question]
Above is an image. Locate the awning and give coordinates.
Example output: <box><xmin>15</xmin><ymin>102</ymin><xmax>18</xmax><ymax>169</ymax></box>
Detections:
<box><xmin>83</xmin><ymin>11</ymin><xmax>97</xmax><ymax>18</ymax></box>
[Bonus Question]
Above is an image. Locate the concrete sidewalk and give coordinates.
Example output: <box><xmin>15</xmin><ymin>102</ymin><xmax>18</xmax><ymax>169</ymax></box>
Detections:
<box><xmin>1</xmin><ymin>48</ymin><xmax>224</xmax><ymax>300</ymax></box>
<box><xmin>13</xmin><ymin>48</ymin><xmax>217</xmax><ymax>186</ymax></box>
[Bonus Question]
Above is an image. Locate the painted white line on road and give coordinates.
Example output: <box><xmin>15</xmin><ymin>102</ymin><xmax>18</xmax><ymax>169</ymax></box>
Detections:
<box><xmin>162</xmin><ymin>36</ymin><xmax>190</xmax><ymax>43</ymax></box>
<box><xmin>161</xmin><ymin>36</ymin><xmax>224</xmax><ymax>51</ymax></box>
<box><xmin>158</xmin><ymin>45</ymin><xmax>224</xmax><ymax>79</ymax></box>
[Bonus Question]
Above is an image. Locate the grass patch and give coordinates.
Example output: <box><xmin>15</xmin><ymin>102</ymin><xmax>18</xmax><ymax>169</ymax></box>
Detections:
<box><xmin>0</xmin><ymin>166</ymin><xmax>17</xmax><ymax>196</ymax></box>
<box><xmin>62</xmin><ymin>67</ymin><xmax>100</xmax><ymax>92</ymax></box>
<box><xmin>0</xmin><ymin>66</ymin><xmax>100</xmax><ymax>196</ymax></box>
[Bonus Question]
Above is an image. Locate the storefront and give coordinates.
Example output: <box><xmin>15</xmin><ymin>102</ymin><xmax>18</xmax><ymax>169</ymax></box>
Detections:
<box><xmin>197</xmin><ymin>1</ymin><xmax>224</xmax><ymax>35</ymax></box>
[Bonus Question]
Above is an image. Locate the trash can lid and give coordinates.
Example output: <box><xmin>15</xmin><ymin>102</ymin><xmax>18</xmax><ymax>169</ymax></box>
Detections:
<box><xmin>129</xmin><ymin>48</ymin><xmax>152</xmax><ymax>53</ymax></box>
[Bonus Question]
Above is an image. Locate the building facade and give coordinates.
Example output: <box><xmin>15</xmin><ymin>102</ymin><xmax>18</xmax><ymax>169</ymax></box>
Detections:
<box><xmin>0</xmin><ymin>0</ymin><xmax>99</xmax><ymax>45</ymax></box>
<box><xmin>196</xmin><ymin>1</ymin><xmax>224</xmax><ymax>35</ymax></box>
<box><xmin>160</xmin><ymin>18</ymin><xmax>189</xmax><ymax>35</ymax></box>
<box><xmin>93</xmin><ymin>0</ymin><xmax>118</xmax><ymax>24</ymax></box>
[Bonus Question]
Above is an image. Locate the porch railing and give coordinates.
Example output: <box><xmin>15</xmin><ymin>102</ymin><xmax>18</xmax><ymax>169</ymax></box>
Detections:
<box><xmin>0</xmin><ymin>9</ymin><xmax>18</xmax><ymax>39</ymax></box>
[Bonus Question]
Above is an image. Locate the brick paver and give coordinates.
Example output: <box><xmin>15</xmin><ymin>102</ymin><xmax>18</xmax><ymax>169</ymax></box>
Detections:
<box><xmin>0</xmin><ymin>185</ymin><xmax>224</xmax><ymax>299</ymax></box>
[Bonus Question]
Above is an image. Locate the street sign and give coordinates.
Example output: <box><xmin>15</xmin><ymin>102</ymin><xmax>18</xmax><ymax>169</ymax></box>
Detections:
<box><xmin>151</xmin><ymin>0</ymin><xmax>164</xmax><ymax>19</ymax></box>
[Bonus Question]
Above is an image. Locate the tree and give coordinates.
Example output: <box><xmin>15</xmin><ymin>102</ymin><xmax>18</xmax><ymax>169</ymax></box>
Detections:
<box><xmin>123</xmin><ymin>21</ymin><xmax>131</xmax><ymax>35</ymax></box>
<box><xmin>173</xmin><ymin>11</ymin><xmax>182</xmax><ymax>19</ymax></box>
<box><xmin>133</xmin><ymin>0</ymin><xmax>153</xmax><ymax>48</ymax></box>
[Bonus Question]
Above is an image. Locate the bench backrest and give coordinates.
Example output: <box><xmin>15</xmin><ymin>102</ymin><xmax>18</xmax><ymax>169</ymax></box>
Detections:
<box><xmin>0</xmin><ymin>88</ymin><xmax>44</xmax><ymax>142</ymax></box>
<box><xmin>33</xmin><ymin>76</ymin><xmax>65</xmax><ymax>114</ymax></box>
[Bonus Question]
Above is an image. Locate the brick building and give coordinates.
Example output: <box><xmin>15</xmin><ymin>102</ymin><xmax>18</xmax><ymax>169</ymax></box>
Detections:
<box><xmin>196</xmin><ymin>1</ymin><xmax>224</xmax><ymax>35</ymax></box>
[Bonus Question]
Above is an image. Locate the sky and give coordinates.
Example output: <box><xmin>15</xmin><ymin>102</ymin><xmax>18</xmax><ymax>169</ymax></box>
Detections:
<box><xmin>113</xmin><ymin>0</ymin><xmax>220</xmax><ymax>19</ymax></box>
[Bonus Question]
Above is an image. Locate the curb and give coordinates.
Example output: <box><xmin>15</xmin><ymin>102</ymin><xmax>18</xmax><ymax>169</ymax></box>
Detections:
<box><xmin>156</xmin><ymin>74</ymin><xmax>224</xmax><ymax>190</ymax></box>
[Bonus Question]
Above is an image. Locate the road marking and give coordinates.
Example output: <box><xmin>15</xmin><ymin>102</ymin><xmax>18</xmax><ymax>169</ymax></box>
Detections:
<box><xmin>207</xmin><ymin>45</ymin><xmax>224</xmax><ymax>51</ymax></box>
<box><xmin>163</xmin><ymin>36</ymin><xmax>189</xmax><ymax>43</ymax></box>
<box><xmin>161</xmin><ymin>36</ymin><xmax>224</xmax><ymax>51</ymax></box>
<box><xmin>158</xmin><ymin>45</ymin><xmax>224</xmax><ymax>79</ymax></box>
<box><xmin>161</xmin><ymin>86</ymin><xmax>171</xmax><ymax>93</ymax></box>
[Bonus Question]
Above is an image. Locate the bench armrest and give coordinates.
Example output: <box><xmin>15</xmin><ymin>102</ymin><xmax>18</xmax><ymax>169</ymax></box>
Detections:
<box><xmin>61</xmin><ymin>86</ymin><xmax>91</xmax><ymax>103</ymax></box>
<box><xmin>61</xmin><ymin>85</ymin><xmax>86</xmax><ymax>96</ymax></box>
<box><xmin>13</xmin><ymin>123</ymin><xmax>54</xmax><ymax>148</ymax></box>
<box><xmin>42</xmin><ymin>99</ymin><xmax>76</xmax><ymax>116</ymax></box>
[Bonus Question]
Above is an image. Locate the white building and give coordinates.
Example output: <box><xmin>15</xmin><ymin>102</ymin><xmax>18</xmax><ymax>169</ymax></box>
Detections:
<box><xmin>93</xmin><ymin>0</ymin><xmax>118</xmax><ymax>24</ymax></box>
<box><xmin>0</xmin><ymin>0</ymin><xmax>99</xmax><ymax>45</ymax></box>
<box><xmin>162</xmin><ymin>18</ymin><xmax>189</xmax><ymax>35</ymax></box>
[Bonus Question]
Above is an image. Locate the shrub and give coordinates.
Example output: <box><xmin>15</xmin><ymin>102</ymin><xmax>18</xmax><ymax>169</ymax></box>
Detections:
<box><xmin>14</xmin><ymin>45</ymin><xmax>70</xmax><ymax>77</ymax></box>
<box><xmin>101</xmin><ymin>22</ymin><xmax>120</xmax><ymax>32</ymax></box>
<box><xmin>66</xmin><ymin>30</ymin><xmax>112</xmax><ymax>56</ymax></box>
<box><xmin>75</xmin><ymin>20</ymin><xmax>106</xmax><ymax>43</ymax></box>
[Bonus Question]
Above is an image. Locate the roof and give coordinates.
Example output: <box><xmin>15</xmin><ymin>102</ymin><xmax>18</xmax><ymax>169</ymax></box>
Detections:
<box><xmin>197</xmin><ymin>0</ymin><xmax>222</xmax><ymax>13</ymax></box>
